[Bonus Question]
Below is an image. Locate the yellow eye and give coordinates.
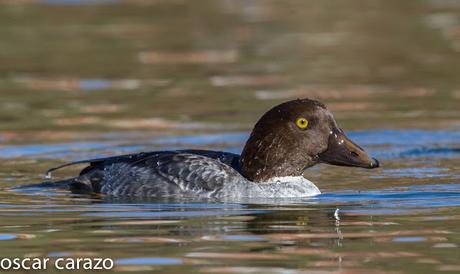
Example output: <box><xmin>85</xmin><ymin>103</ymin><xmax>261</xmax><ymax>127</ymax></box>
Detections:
<box><xmin>296</xmin><ymin>117</ymin><xmax>309</xmax><ymax>129</ymax></box>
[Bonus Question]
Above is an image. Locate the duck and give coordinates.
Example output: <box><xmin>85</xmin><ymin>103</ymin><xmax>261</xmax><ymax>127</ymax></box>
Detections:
<box><xmin>20</xmin><ymin>98</ymin><xmax>379</xmax><ymax>198</ymax></box>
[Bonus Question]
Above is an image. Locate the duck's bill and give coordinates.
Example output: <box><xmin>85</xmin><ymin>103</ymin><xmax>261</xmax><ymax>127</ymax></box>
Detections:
<box><xmin>318</xmin><ymin>128</ymin><xmax>379</xmax><ymax>169</ymax></box>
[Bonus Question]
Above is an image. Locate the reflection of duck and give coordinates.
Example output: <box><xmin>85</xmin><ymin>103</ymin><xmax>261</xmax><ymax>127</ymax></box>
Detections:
<box><xmin>25</xmin><ymin>99</ymin><xmax>379</xmax><ymax>197</ymax></box>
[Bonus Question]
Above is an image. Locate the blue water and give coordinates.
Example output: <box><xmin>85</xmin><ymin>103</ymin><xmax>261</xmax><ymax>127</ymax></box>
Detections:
<box><xmin>1</xmin><ymin>129</ymin><xmax>459</xmax><ymax>160</ymax></box>
<box><xmin>3</xmin><ymin>129</ymin><xmax>460</xmax><ymax>215</ymax></box>
<box><xmin>115</xmin><ymin>258</ymin><xmax>183</xmax><ymax>266</ymax></box>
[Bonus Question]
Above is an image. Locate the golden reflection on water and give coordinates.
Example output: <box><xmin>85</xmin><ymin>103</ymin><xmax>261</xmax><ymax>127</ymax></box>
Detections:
<box><xmin>1</xmin><ymin>0</ymin><xmax>460</xmax><ymax>132</ymax></box>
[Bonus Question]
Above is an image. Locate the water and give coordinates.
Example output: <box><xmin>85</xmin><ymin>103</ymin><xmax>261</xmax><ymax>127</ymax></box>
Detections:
<box><xmin>1</xmin><ymin>1</ymin><xmax>460</xmax><ymax>273</ymax></box>
<box><xmin>1</xmin><ymin>130</ymin><xmax>460</xmax><ymax>273</ymax></box>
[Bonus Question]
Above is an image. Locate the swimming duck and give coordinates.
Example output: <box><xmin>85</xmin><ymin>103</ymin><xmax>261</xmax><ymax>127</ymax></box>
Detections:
<box><xmin>25</xmin><ymin>98</ymin><xmax>379</xmax><ymax>198</ymax></box>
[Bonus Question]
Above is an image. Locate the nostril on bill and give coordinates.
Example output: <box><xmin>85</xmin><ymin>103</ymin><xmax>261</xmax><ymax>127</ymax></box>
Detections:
<box><xmin>350</xmin><ymin>151</ymin><xmax>359</xmax><ymax>158</ymax></box>
<box><xmin>371</xmin><ymin>158</ymin><xmax>380</xmax><ymax>168</ymax></box>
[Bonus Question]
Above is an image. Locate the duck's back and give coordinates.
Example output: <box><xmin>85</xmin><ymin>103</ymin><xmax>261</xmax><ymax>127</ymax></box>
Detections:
<box><xmin>54</xmin><ymin>150</ymin><xmax>245</xmax><ymax>197</ymax></box>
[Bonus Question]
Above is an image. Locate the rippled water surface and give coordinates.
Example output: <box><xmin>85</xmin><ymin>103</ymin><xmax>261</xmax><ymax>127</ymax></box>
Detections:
<box><xmin>1</xmin><ymin>1</ymin><xmax>460</xmax><ymax>273</ymax></box>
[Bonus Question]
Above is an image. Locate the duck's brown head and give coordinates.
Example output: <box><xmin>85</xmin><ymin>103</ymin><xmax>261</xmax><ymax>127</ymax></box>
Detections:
<box><xmin>240</xmin><ymin>98</ymin><xmax>379</xmax><ymax>182</ymax></box>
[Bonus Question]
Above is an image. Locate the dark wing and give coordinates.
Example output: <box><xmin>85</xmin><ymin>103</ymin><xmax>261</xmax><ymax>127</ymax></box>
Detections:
<box><xmin>45</xmin><ymin>150</ymin><xmax>241</xmax><ymax>177</ymax></box>
<box><xmin>63</xmin><ymin>151</ymin><xmax>244</xmax><ymax>197</ymax></box>
<box><xmin>44</xmin><ymin>151</ymin><xmax>158</xmax><ymax>178</ymax></box>
<box><xmin>178</xmin><ymin>149</ymin><xmax>241</xmax><ymax>171</ymax></box>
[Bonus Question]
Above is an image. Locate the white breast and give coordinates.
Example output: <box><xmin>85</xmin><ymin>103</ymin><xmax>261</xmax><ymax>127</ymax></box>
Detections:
<box><xmin>219</xmin><ymin>176</ymin><xmax>321</xmax><ymax>199</ymax></box>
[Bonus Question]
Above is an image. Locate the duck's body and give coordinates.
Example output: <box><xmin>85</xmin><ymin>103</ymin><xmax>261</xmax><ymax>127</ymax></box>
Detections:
<box><xmin>39</xmin><ymin>149</ymin><xmax>320</xmax><ymax>198</ymax></box>
<box><xmin>59</xmin><ymin>150</ymin><xmax>244</xmax><ymax>197</ymax></box>
<box><xmin>22</xmin><ymin>99</ymin><xmax>379</xmax><ymax>198</ymax></box>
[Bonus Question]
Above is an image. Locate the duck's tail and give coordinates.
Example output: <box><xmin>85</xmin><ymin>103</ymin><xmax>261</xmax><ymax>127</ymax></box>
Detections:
<box><xmin>13</xmin><ymin>179</ymin><xmax>75</xmax><ymax>190</ymax></box>
<box><xmin>14</xmin><ymin>174</ymin><xmax>98</xmax><ymax>194</ymax></box>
